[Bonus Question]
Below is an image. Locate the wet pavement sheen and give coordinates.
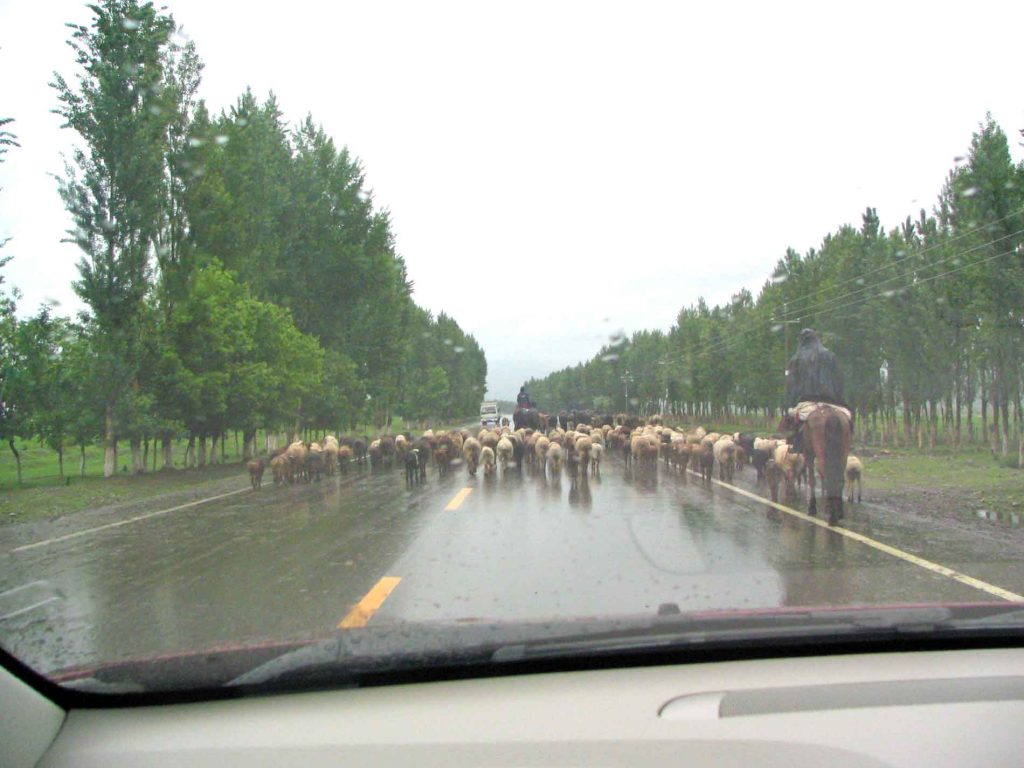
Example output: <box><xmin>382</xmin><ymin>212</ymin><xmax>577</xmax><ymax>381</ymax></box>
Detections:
<box><xmin>1</xmin><ymin>456</ymin><xmax>1020</xmax><ymax>676</ymax></box>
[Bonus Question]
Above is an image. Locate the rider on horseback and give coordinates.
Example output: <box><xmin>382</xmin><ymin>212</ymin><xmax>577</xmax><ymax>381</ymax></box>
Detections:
<box><xmin>517</xmin><ymin>386</ymin><xmax>532</xmax><ymax>409</ymax></box>
<box><xmin>785</xmin><ymin>329</ymin><xmax>850</xmax><ymax>452</ymax></box>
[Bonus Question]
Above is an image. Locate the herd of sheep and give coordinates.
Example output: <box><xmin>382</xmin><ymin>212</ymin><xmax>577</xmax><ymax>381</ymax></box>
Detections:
<box><xmin>242</xmin><ymin>416</ymin><xmax>863</xmax><ymax>504</ymax></box>
<box><xmin>639</xmin><ymin>423</ymin><xmax>863</xmax><ymax>504</ymax></box>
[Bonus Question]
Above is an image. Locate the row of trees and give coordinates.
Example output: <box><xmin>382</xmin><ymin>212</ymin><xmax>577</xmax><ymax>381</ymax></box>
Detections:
<box><xmin>527</xmin><ymin>117</ymin><xmax>1024</xmax><ymax>457</ymax></box>
<box><xmin>0</xmin><ymin>0</ymin><xmax>486</xmax><ymax>482</ymax></box>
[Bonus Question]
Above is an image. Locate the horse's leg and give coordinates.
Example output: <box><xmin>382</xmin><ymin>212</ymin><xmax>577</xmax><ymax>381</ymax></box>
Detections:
<box><xmin>806</xmin><ymin>454</ymin><xmax>817</xmax><ymax>515</ymax></box>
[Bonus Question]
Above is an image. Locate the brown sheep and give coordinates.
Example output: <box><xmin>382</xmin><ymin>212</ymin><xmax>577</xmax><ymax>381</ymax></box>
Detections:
<box><xmin>337</xmin><ymin>444</ymin><xmax>353</xmax><ymax>472</ymax></box>
<box><xmin>246</xmin><ymin>458</ymin><xmax>265</xmax><ymax>489</ymax></box>
<box><xmin>270</xmin><ymin>454</ymin><xmax>288</xmax><ymax>485</ymax></box>
<box><xmin>463</xmin><ymin>437</ymin><xmax>482</xmax><ymax>476</ymax></box>
<box><xmin>575</xmin><ymin>436</ymin><xmax>592</xmax><ymax>477</ymax></box>
<box><xmin>481</xmin><ymin>445</ymin><xmax>497</xmax><ymax>477</ymax></box>
<box><xmin>589</xmin><ymin>441</ymin><xmax>604</xmax><ymax>478</ymax></box>
<box><xmin>496</xmin><ymin>436</ymin><xmax>514</xmax><ymax>472</ymax></box>
<box><xmin>546</xmin><ymin>442</ymin><xmax>564</xmax><ymax>476</ymax></box>
<box><xmin>846</xmin><ymin>455</ymin><xmax>863</xmax><ymax>502</ymax></box>
<box><xmin>713</xmin><ymin>437</ymin><xmax>736</xmax><ymax>482</ymax></box>
<box><xmin>772</xmin><ymin>443</ymin><xmax>805</xmax><ymax>501</ymax></box>
<box><xmin>534</xmin><ymin>435</ymin><xmax>551</xmax><ymax>466</ymax></box>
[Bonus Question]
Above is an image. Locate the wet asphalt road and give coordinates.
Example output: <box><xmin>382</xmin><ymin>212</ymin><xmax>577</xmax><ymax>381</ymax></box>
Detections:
<box><xmin>2</xmin><ymin>451</ymin><xmax>1023</xmax><ymax>677</ymax></box>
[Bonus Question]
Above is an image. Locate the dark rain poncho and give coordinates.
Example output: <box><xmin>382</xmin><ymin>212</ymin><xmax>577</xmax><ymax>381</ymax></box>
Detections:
<box><xmin>785</xmin><ymin>330</ymin><xmax>845</xmax><ymax>409</ymax></box>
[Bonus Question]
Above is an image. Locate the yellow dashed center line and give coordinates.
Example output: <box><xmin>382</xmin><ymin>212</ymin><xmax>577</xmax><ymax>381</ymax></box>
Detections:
<box><xmin>689</xmin><ymin>469</ymin><xmax>1024</xmax><ymax>602</ymax></box>
<box><xmin>445</xmin><ymin>486</ymin><xmax>473</xmax><ymax>511</ymax></box>
<box><xmin>338</xmin><ymin>576</ymin><xmax>402</xmax><ymax>629</ymax></box>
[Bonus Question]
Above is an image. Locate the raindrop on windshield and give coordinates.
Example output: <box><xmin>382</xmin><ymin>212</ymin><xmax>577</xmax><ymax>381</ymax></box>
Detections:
<box><xmin>214</xmin><ymin>134</ymin><xmax>229</xmax><ymax>146</ymax></box>
<box><xmin>601</xmin><ymin>353</ymin><xmax>619</xmax><ymax>363</ymax></box>
<box><xmin>148</xmin><ymin>105</ymin><xmax>162</xmax><ymax>116</ymax></box>
<box><xmin>443</xmin><ymin>338</ymin><xmax>453</xmax><ymax>346</ymax></box>
<box><xmin>961</xmin><ymin>186</ymin><xmax>979</xmax><ymax>197</ymax></box>
<box><xmin>236</xmin><ymin>117</ymin><xmax>249</xmax><ymax>127</ymax></box>
<box><xmin>770</xmin><ymin>324</ymin><xmax>783</xmax><ymax>333</ymax></box>
<box><xmin>169</xmin><ymin>30</ymin><xmax>190</xmax><ymax>46</ymax></box>
<box><xmin>453</xmin><ymin>346</ymin><xmax>465</xmax><ymax>354</ymax></box>
<box><xmin>953</xmin><ymin>155</ymin><xmax>965</xmax><ymax>163</ymax></box>
<box><xmin>188</xmin><ymin>137</ymin><xmax>205</xmax><ymax>148</ymax></box>
<box><xmin>855</xmin><ymin>277</ymin><xmax>865</xmax><ymax>285</ymax></box>
<box><xmin>121</xmin><ymin>18</ymin><xmax>140</xmax><ymax>30</ymax></box>
<box><xmin>770</xmin><ymin>273</ymin><xmax>787</xmax><ymax>284</ymax></box>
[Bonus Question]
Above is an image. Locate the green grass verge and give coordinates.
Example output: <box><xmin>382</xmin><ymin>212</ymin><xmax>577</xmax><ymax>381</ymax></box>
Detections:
<box><xmin>858</xmin><ymin>445</ymin><xmax>1024</xmax><ymax>524</ymax></box>
<box><xmin>0</xmin><ymin>461</ymin><xmax>248</xmax><ymax>525</ymax></box>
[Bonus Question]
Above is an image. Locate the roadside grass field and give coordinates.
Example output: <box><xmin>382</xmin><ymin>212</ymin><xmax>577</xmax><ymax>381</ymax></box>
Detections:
<box><xmin>0</xmin><ymin>419</ymin><xmax>478</xmax><ymax>525</ymax></box>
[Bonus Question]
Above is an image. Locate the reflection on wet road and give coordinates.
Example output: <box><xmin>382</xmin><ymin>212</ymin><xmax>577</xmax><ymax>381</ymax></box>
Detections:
<box><xmin>1</xmin><ymin>455</ymin><xmax>1021</xmax><ymax>675</ymax></box>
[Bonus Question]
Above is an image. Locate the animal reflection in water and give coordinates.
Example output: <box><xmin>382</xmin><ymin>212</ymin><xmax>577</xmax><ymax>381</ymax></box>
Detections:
<box><xmin>568</xmin><ymin>474</ymin><xmax>593</xmax><ymax>508</ymax></box>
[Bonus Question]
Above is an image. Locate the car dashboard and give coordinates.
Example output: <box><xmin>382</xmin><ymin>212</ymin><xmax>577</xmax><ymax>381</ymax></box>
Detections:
<box><xmin>5</xmin><ymin>646</ymin><xmax>1023</xmax><ymax>767</ymax></box>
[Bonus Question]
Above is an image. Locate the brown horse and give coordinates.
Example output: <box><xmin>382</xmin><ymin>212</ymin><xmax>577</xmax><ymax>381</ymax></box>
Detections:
<box><xmin>780</xmin><ymin>404</ymin><xmax>851</xmax><ymax>525</ymax></box>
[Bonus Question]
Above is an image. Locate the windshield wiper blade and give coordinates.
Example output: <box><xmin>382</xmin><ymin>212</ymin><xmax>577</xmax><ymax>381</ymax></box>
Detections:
<box><xmin>491</xmin><ymin>604</ymin><xmax>1024</xmax><ymax>664</ymax></box>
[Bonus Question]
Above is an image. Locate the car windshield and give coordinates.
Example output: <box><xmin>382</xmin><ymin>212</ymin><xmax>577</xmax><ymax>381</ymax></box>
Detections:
<box><xmin>1</xmin><ymin>0</ymin><xmax>1023</xmax><ymax>696</ymax></box>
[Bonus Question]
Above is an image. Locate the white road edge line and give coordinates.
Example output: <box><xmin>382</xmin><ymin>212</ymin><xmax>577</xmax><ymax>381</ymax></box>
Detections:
<box><xmin>11</xmin><ymin>487</ymin><xmax>252</xmax><ymax>554</ymax></box>
<box><xmin>0</xmin><ymin>597</ymin><xmax>60</xmax><ymax>621</ymax></box>
<box><xmin>10</xmin><ymin>453</ymin><xmax>371</xmax><ymax>555</ymax></box>
<box><xmin>686</xmin><ymin>468</ymin><xmax>1024</xmax><ymax>602</ymax></box>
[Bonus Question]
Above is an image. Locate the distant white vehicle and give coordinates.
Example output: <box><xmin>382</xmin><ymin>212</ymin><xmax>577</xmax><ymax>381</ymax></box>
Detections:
<box><xmin>479</xmin><ymin>402</ymin><xmax>499</xmax><ymax>427</ymax></box>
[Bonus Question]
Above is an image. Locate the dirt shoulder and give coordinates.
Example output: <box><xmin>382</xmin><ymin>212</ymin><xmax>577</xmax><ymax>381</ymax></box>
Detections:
<box><xmin>859</xmin><ymin>447</ymin><xmax>1024</xmax><ymax>544</ymax></box>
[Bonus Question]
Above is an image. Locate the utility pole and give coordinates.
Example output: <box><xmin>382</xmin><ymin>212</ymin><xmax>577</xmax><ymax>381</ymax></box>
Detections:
<box><xmin>776</xmin><ymin>302</ymin><xmax>801</xmax><ymax>378</ymax></box>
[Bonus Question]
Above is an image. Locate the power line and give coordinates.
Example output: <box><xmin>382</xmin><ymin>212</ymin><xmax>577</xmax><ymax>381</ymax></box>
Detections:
<box><xmin>692</xmin><ymin>243</ymin><xmax>1022</xmax><ymax>361</ymax></box>
<box><xmin>690</xmin><ymin>226</ymin><xmax>1024</xmax><ymax>360</ymax></box>
<box><xmin>769</xmin><ymin>205</ymin><xmax>1024</xmax><ymax>322</ymax></box>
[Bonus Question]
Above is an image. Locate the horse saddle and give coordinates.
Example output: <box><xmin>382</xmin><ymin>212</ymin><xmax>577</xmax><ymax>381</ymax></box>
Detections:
<box><xmin>789</xmin><ymin>401</ymin><xmax>852</xmax><ymax>422</ymax></box>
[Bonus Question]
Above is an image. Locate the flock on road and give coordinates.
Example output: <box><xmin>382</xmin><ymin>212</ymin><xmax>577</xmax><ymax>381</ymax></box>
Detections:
<box><xmin>242</xmin><ymin>413</ymin><xmax>864</xmax><ymax>521</ymax></box>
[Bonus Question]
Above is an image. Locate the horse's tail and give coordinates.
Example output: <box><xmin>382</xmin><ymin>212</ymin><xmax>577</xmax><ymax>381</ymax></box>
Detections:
<box><xmin>824</xmin><ymin>412</ymin><xmax>846</xmax><ymax>500</ymax></box>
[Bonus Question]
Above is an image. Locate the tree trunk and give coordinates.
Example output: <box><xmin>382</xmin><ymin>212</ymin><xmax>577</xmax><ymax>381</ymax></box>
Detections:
<box><xmin>8</xmin><ymin>439</ymin><xmax>22</xmax><ymax>485</ymax></box>
<box><xmin>1000</xmin><ymin>395</ymin><xmax>1010</xmax><ymax>457</ymax></box>
<box><xmin>243</xmin><ymin>430</ymin><xmax>256</xmax><ymax>460</ymax></box>
<box><xmin>57</xmin><ymin>447</ymin><xmax>65</xmax><ymax>484</ymax></box>
<box><xmin>130</xmin><ymin>436</ymin><xmax>144</xmax><ymax>474</ymax></box>
<box><xmin>209</xmin><ymin>434</ymin><xmax>220</xmax><ymax>465</ymax></box>
<box><xmin>954</xmin><ymin>385</ymin><xmax>962</xmax><ymax>450</ymax></box>
<box><xmin>222</xmin><ymin>432</ymin><xmax>228</xmax><ymax>462</ymax></box>
<box><xmin>981</xmin><ymin>367</ymin><xmax>989</xmax><ymax>449</ymax></box>
<box><xmin>185</xmin><ymin>434</ymin><xmax>195</xmax><ymax>468</ymax></box>
<box><xmin>143</xmin><ymin>435</ymin><xmax>149</xmax><ymax>473</ymax></box>
<box><xmin>198</xmin><ymin>434</ymin><xmax>208</xmax><ymax>468</ymax></box>
<box><xmin>79</xmin><ymin>444</ymin><xmax>86</xmax><ymax>477</ymax></box>
<box><xmin>162</xmin><ymin>435</ymin><xmax>174</xmax><ymax>470</ymax></box>
<box><xmin>103</xmin><ymin>403</ymin><xmax>117</xmax><ymax>478</ymax></box>
<box><xmin>234</xmin><ymin>431</ymin><xmax>240</xmax><ymax>458</ymax></box>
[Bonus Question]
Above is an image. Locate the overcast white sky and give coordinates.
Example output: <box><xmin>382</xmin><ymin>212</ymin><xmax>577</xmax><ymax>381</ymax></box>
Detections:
<box><xmin>1</xmin><ymin>0</ymin><xmax>1022</xmax><ymax>399</ymax></box>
